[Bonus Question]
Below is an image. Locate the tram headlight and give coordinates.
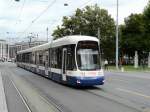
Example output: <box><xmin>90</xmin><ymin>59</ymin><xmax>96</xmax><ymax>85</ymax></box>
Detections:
<box><xmin>77</xmin><ymin>80</ymin><xmax>81</xmax><ymax>84</ymax></box>
<box><xmin>102</xmin><ymin>80</ymin><xmax>105</xmax><ymax>83</ymax></box>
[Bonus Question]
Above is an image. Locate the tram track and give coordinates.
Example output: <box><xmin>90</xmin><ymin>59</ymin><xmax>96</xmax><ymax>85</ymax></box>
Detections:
<box><xmin>77</xmin><ymin>83</ymin><xmax>150</xmax><ymax>112</ymax></box>
<box><xmin>1</xmin><ymin>69</ymin><xmax>32</xmax><ymax>112</ymax></box>
<box><xmin>12</xmin><ymin>68</ymin><xmax>141</xmax><ymax>112</ymax></box>
<box><xmin>8</xmin><ymin>76</ymin><xmax>32</xmax><ymax>112</ymax></box>
<box><xmin>9</xmin><ymin>67</ymin><xmax>71</xmax><ymax>112</ymax></box>
<box><xmin>84</xmin><ymin>89</ymin><xmax>142</xmax><ymax>112</ymax></box>
<box><xmin>5</xmin><ymin>64</ymin><xmax>148</xmax><ymax>112</ymax></box>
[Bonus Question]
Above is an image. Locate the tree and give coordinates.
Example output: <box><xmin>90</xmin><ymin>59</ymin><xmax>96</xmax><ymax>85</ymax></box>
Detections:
<box><xmin>120</xmin><ymin>13</ymin><xmax>145</xmax><ymax>57</ymax></box>
<box><xmin>52</xmin><ymin>4</ymin><xmax>116</xmax><ymax>59</ymax></box>
<box><xmin>120</xmin><ymin>0</ymin><xmax>150</xmax><ymax>58</ymax></box>
<box><xmin>143</xmin><ymin>0</ymin><xmax>150</xmax><ymax>51</ymax></box>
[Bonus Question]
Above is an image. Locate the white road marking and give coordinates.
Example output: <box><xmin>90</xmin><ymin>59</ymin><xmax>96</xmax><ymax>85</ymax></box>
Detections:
<box><xmin>9</xmin><ymin>70</ymin><xmax>57</xmax><ymax>112</ymax></box>
<box><xmin>9</xmin><ymin>77</ymin><xmax>32</xmax><ymax>112</ymax></box>
<box><xmin>0</xmin><ymin>71</ymin><xmax>8</xmax><ymax>112</ymax></box>
<box><xmin>108</xmin><ymin>78</ymin><xmax>129</xmax><ymax>83</ymax></box>
<box><xmin>113</xmin><ymin>73</ymin><xmax>150</xmax><ymax>80</ymax></box>
<box><xmin>116</xmin><ymin>88</ymin><xmax>150</xmax><ymax>99</ymax></box>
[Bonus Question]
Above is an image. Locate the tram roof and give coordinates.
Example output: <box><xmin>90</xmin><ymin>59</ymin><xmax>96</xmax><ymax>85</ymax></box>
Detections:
<box><xmin>17</xmin><ymin>35</ymin><xmax>99</xmax><ymax>54</ymax></box>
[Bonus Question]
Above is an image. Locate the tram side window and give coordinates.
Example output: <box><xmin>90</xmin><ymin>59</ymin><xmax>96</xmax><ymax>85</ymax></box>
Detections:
<box><xmin>17</xmin><ymin>54</ymin><xmax>22</xmax><ymax>62</ymax></box>
<box><xmin>31</xmin><ymin>53</ymin><xmax>35</xmax><ymax>64</ymax></box>
<box><xmin>51</xmin><ymin>48</ymin><xmax>57</xmax><ymax>68</ymax></box>
<box><xmin>20</xmin><ymin>54</ymin><xmax>22</xmax><ymax>62</ymax></box>
<box><xmin>39</xmin><ymin>52</ymin><xmax>44</xmax><ymax>66</ymax></box>
<box><xmin>17</xmin><ymin>55</ymin><xmax>19</xmax><ymax>62</ymax></box>
<box><xmin>35</xmin><ymin>52</ymin><xmax>39</xmax><ymax>65</ymax></box>
<box><xmin>57</xmin><ymin>48</ymin><xmax>62</xmax><ymax>69</ymax></box>
<box><xmin>49</xmin><ymin>49</ymin><xmax>51</xmax><ymax>67</ymax></box>
<box><xmin>50</xmin><ymin>47</ymin><xmax>62</xmax><ymax>69</ymax></box>
<box><xmin>16</xmin><ymin>55</ymin><xmax>18</xmax><ymax>62</ymax></box>
<box><xmin>24</xmin><ymin>53</ymin><xmax>28</xmax><ymax>63</ymax></box>
<box><xmin>25</xmin><ymin>53</ymin><xmax>31</xmax><ymax>63</ymax></box>
<box><xmin>29</xmin><ymin>52</ymin><xmax>32</xmax><ymax>64</ymax></box>
<box><xmin>22</xmin><ymin>53</ymin><xmax>25</xmax><ymax>62</ymax></box>
<box><xmin>66</xmin><ymin>45</ymin><xmax>76</xmax><ymax>70</ymax></box>
<box><xmin>50</xmin><ymin>49</ymin><xmax>54</xmax><ymax>68</ymax></box>
<box><xmin>17</xmin><ymin>55</ymin><xmax>20</xmax><ymax>62</ymax></box>
<box><xmin>43</xmin><ymin>50</ymin><xmax>49</xmax><ymax>67</ymax></box>
<box><xmin>24</xmin><ymin>52</ymin><xmax>32</xmax><ymax>63</ymax></box>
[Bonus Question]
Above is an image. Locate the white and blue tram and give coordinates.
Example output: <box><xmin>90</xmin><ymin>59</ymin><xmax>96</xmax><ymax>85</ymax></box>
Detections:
<box><xmin>16</xmin><ymin>35</ymin><xmax>104</xmax><ymax>86</ymax></box>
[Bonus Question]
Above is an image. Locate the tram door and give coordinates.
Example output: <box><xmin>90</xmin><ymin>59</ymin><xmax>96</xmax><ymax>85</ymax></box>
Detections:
<box><xmin>62</xmin><ymin>48</ymin><xmax>67</xmax><ymax>81</ymax></box>
<box><xmin>44</xmin><ymin>50</ymin><xmax>49</xmax><ymax>77</ymax></box>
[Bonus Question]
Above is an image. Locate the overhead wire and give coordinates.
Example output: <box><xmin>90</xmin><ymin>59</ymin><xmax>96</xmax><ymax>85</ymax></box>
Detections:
<box><xmin>7</xmin><ymin>0</ymin><xmax>15</xmax><ymax>9</ymax></box>
<box><xmin>18</xmin><ymin>0</ymin><xmax>57</xmax><ymax>38</ymax></box>
<box><xmin>31</xmin><ymin>0</ymin><xmax>56</xmax><ymax>23</ymax></box>
<box><xmin>50</xmin><ymin>0</ymin><xmax>94</xmax><ymax>30</ymax></box>
<box><xmin>18</xmin><ymin>0</ymin><xmax>93</xmax><ymax>38</ymax></box>
<box><xmin>80</xmin><ymin>0</ymin><xmax>94</xmax><ymax>8</ymax></box>
<box><xmin>15</xmin><ymin>0</ymin><xmax>26</xmax><ymax>25</ymax></box>
<box><xmin>46</xmin><ymin>0</ymin><xmax>94</xmax><ymax>41</ymax></box>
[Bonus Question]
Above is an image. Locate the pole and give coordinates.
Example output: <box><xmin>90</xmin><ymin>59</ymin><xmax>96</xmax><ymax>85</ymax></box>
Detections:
<box><xmin>97</xmin><ymin>0</ymin><xmax>102</xmax><ymax>67</ymax></box>
<box><xmin>7</xmin><ymin>44</ymin><xmax>9</xmax><ymax>60</ymax></box>
<box><xmin>29</xmin><ymin>37</ymin><xmax>31</xmax><ymax>47</ymax></box>
<box><xmin>0</xmin><ymin>43</ymin><xmax>2</xmax><ymax>59</ymax></box>
<box><xmin>98</xmin><ymin>27</ymin><xmax>103</xmax><ymax>68</ymax></box>
<box><xmin>46</xmin><ymin>27</ymin><xmax>48</xmax><ymax>42</ymax></box>
<box><xmin>148</xmin><ymin>52</ymin><xmax>150</xmax><ymax>68</ymax></box>
<box><xmin>116</xmin><ymin>0</ymin><xmax>119</xmax><ymax>69</ymax></box>
<box><xmin>98</xmin><ymin>27</ymin><xmax>100</xmax><ymax>43</ymax></box>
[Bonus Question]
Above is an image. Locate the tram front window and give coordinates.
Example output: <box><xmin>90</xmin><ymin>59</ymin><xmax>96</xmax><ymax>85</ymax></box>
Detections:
<box><xmin>76</xmin><ymin>41</ymin><xmax>101</xmax><ymax>71</ymax></box>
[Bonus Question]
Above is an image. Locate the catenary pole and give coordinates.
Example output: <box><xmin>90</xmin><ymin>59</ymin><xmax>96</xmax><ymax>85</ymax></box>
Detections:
<box><xmin>116</xmin><ymin>0</ymin><xmax>119</xmax><ymax>69</ymax></box>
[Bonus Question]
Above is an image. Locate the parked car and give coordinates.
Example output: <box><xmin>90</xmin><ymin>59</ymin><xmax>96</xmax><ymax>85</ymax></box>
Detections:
<box><xmin>7</xmin><ymin>59</ymin><xmax>12</xmax><ymax>62</ymax></box>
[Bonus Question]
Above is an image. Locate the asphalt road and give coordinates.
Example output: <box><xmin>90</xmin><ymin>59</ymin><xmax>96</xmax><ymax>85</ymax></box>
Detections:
<box><xmin>1</xmin><ymin>62</ymin><xmax>150</xmax><ymax>112</ymax></box>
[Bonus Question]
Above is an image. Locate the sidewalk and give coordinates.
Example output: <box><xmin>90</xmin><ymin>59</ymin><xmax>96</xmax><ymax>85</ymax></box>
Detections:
<box><xmin>0</xmin><ymin>71</ymin><xmax>8</xmax><ymax>112</ymax></box>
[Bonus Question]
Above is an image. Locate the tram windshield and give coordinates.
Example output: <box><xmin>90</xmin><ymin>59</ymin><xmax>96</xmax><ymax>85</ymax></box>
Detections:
<box><xmin>76</xmin><ymin>41</ymin><xmax>101</xmax><ymax>71</ymax></box>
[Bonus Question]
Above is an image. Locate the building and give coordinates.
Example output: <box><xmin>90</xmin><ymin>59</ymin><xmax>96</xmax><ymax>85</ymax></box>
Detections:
<box><xmin>9</xmin><ymin>45</ymin><xmax>16</xmax><ymax>59</ymax></box>
<box><xmin>9</xmin><ymin>40</ymin><xmax>47</xmax><ymax>59</ymax></box>
<box><xmin>0</xmin><ymin>40</ymin><xmax>9</xmax><ymax>61</ymax></box>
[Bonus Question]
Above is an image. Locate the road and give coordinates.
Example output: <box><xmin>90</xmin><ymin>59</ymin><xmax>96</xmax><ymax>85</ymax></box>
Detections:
<box><xmin>0</xmin><ymin>62</ymin><xmax>150</xmax><ymax>112</ymax></box>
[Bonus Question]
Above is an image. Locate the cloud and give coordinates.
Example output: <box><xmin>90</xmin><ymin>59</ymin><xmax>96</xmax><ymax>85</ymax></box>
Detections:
<box><xmin>0</xmin><ymin>0</ymin><xmax>149</xmax><ymax>42</ymax></box>
<box><xmin>101</xmin><ymin>0</ymin><xmax>148</xmax><ymax>24</ymax></box>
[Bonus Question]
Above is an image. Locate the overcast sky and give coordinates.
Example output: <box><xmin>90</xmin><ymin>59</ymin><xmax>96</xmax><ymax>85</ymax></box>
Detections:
<box><xmin>0</xmin><ymin>0</ymin><xmax>148</xmax><ymax>43</ymax></box>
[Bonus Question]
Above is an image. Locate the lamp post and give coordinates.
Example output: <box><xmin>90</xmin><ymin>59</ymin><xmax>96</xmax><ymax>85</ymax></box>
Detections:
<box><xmin>116</xmin><ymin>0</ymin><xmax>119</xmax><ymax>69</ymax></box>
<box><xmin>46</xmin><ymin>27</ymin><xmax>48</xmax><ymax>42</ymax></box>
<box><xmin>64</xmin><ymin>3</ymin><xmax>68</xmax><ymax>6</ymax></box>
<box><xmin>6</xmin><ymin>32</ymin><xmax>10</xmax><ymax>60</ymax></box>
<box><xmin>28</xmin><ymin>33</ymin><xmax>34</xmax><ymax>47</ymax></box>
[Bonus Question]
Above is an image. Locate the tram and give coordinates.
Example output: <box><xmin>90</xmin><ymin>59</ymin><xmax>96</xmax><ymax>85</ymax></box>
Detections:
<box><xmin>16</xmin><ymin>35</ymin><xmax>104</xmax><ymax>86</ymax></box>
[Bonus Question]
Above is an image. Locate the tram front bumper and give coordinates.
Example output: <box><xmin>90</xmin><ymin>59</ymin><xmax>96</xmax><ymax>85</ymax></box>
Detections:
<box><xmin>67</xmin><ymin>76</ymin><xmax>105</xmax><ymax>86</ymax></box>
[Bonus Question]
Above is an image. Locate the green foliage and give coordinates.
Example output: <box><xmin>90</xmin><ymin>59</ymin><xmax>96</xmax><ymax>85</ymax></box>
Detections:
<box><xmin>52</xmin><ymin>4</ymin><xmax>115</xmax><ymax>59</ymax></box>
<box><xmin>143</xmin><ymin>0</ymin><xmax>150</xmax><ymax>51</ymax></box>
<box><xmin>143</xmin><ymin>1</ymin><xmax>150</xmax><ymax>33</ymax></box>
<box><xmin>121</xmin><ymin>13</ymin><xmax>145</xmax><ymax>56</ymax></box>
<box><xmin>121</xmin><ymin>0</ymin><xmax>150</xmax><ymax>57</ymax></box>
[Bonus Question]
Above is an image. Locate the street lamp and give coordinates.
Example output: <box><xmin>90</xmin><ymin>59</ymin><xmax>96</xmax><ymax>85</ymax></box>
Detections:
<box><xmin>116</xmin><ymin>0</ymin><xmax>119</xmax><ymax>69</ymax></box>
<box><xmin>46</xmin><ymin>27</ymin><xmax>48</xmax><ymax>42</ymax></box>
<box><xmin>64</xmin><ymin>3</ymin><xmax>68</xmax><ymax>6</ymax></box>
<box><xmin>28</xmin><ymin>33</ymin><xmax>35</xmax><ymax>47</ymax></box>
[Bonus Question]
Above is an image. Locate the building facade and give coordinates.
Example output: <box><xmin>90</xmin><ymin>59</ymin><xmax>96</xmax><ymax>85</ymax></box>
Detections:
<box><xmin>9</xmin><ymin>40</ymin><xmax>47</xmax><ymax>59</ymax></box>
<box><xmin>9</xmin><ymin>45</ymin><xmax>16</xmax><ymax>59</ymax></box>
<box><xmin>0</xmin><ymin>40</ymin><xmax>9</xmax><ymax>61</ymax></box>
